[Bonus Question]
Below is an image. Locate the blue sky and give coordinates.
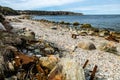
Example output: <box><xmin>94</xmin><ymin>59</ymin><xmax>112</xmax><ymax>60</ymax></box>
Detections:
<box><xmin>0</xmin><ymin>0</ymin><xmax>120</xmax><ymax>14</ymax></box>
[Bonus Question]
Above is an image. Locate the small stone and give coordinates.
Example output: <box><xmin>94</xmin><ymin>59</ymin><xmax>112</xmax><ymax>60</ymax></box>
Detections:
<box><xmin>8</xmin><ymin>62</ymin><xmax>14</xmax><ymax>71</ymax></box>
<box><xmin>99</xmin><ymin>30</ymin><xmax>110</xmax><ymax>37</ymax></box>
<box><xmin>44</xmin><ymin>47</ymin><xmax>54</xmax><ymax>54</ymax></box>
<box><xmin>34</xmin><ymin>49</ymin><xmax>40</xmax><ymax>53</ymax></box>
<box><xmin>51</xmin><ymin>26</ymin><xmax>57</xmax><ymax>30</ymax></box>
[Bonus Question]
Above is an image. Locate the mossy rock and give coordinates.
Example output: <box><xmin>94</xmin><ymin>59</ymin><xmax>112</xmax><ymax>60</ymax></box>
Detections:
<box><xmin>80</xmin><ymin>24</ymin><xmax>92</xmax><ymax>28</ymax></box>
<box><xmin>73</xmin><ymin>22</ymin><xmax>80</xmax><ymax>26</ymax></box>
<box><xmin>64</xmin><ymin>22</ymin><xmax>71</xmax><ymax>25</ymax></box>
<box><xmin>99</xmin><ymin>29</ymin><xmax>110</xmax><ymax>37</ymax></box>
<box><xmin>59</xmin><ymin>21</ymin><xmax>65</xmax><ymax>24</ymax></box>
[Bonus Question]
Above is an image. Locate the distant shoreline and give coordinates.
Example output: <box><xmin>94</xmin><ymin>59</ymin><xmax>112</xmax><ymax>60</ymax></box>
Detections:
<box><xmin>17</xmin><ymin>10</ymin><xmax>83</xmax><ymax>15</ymax></box>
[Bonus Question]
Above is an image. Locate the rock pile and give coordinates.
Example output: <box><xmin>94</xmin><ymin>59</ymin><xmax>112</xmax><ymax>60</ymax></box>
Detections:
<box><xmin>0</xmin><ymin>27</ymin><xmax>86</xmax><ymax>80</ymax></box>
<box><xmin>0</xmin><ymin>29</ymin><xmax>59</xmax><ymax>79</ymax></box>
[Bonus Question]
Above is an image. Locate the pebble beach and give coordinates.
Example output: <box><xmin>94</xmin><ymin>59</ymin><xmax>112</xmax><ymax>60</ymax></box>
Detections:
<box><xmin>4</xmin><ymin>15</ymin><xmax>120</xmax><ymax>80</ymax></box>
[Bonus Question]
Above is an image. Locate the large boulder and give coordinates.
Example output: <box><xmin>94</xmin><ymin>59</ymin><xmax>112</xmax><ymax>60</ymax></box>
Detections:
<box><xmin>77</xmin><ymin>41</ymin><xmax>96</xmax><ymax>50</ymax></box>
<box><xmin>48</xmin><ymin>58</ymin><xmax>85</xmax><ymax>80</ymax></box>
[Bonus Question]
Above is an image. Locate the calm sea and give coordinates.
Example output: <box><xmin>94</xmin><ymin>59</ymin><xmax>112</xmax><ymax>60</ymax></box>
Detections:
<box><xmin>32</xmin><ymin>15</ymin><xmax>120</xmax><ymax>31</ymax></box>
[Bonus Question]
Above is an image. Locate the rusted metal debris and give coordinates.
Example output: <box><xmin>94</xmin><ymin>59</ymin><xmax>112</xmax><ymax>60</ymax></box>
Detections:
<box><xmin>71</xmin><ymin>34</ymin><xmax>79</xmax><ymax>39</ymax></box>
<box><xmin>83</xmin><ymin>59</ymin><xmax>89</xmax><ymax>69</ymax></box>
<box><xmin>90</xmin><ymin>65</ymin><xmax>98</xmax><ymax>80</ymax></box>
<box><xmin>10</xmin><ymin>51</ymin><xmax>51</xmax><ymax>80</ymax></box>
<box><xmin>105</xmin><ymin>35</ymin><xmax>119</xmax><ymax>43</ymax></box>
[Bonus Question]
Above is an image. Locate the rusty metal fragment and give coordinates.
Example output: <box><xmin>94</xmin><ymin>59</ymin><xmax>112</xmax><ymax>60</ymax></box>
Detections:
<box><xmin>83</xmin><ymin>59</ymin><xmax>89</xmax><ymax>69</ymax></box>
<box><xmin>105</xmin><ymin>35</ymin><xmax>119</xmax><ymax>43</ymax></box>
<box><xmin>90</xmin><ymin>65</ymin><xmax>98</xmax><ymax>80</ymax></box>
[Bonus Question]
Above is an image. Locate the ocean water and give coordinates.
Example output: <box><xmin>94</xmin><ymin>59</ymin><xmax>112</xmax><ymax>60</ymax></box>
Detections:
<box><xmin>32</xmin><ymin>15</ymin><xmax>120</xmax><ymax>31</ymax></box>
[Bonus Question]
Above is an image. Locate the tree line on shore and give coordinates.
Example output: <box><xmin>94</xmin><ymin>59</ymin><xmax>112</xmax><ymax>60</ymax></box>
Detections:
<box><xmin>17</xmin><ymin>10</ymin><xmax>83</xmax><ymax>15</ymax></box>
<box><xmin>0</xmin><ymin>5</ymin><xmax>83</xmax><ymax>15</ymax></box>
<box><xmin>0</xmin><ymin>6</ymin><xmax>19</xmax><ymax>15</ymax></box>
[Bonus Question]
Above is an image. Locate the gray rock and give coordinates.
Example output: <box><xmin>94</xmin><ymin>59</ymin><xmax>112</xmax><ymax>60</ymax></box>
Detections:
<box><xmin>0</xmin><ymin>23</ymin><xmax>6</xmax><ymax>30</ymax></box>
<box><xmin>77</xmin><ymin>41</ymin><xmax>96</xmax><ymax>50</ymax></box>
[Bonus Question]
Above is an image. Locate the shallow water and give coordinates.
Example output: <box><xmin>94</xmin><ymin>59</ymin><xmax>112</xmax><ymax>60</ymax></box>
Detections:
<box><xmin>32</xmin><ymin>15</ymin><xmax>120</xmax><ymax>31</ymax></box>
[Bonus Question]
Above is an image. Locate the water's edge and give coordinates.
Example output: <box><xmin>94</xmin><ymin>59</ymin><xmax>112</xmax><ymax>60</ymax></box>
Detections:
<box><xmin>32</xmin><ymin>15</ymin><xmax>120</xmax><ymax>32</ymax></box>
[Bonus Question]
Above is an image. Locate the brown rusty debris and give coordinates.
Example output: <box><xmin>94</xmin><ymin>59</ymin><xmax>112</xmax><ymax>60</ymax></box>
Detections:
<box><xmin>71</xmin><ymin>34</ymin><xmax>79</xmax><ymax>39</ymax></box>
<box><xmin>105</xmin><ymin>34</ymin><xmax>119</xmax><ymax>43</ymax></box>
<box><xmin>83</xmin><ymin>59</ymin><xmax>89</xmax><ymax>69</ymax></box>
<box><xmin>90</xmin><ymin>65</ymin><xmax>98</xmax><ymax>80</ymax></box>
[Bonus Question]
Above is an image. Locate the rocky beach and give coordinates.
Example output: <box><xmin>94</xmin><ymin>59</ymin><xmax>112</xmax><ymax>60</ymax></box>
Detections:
<box><xmin>0</xmin><ymin>14</ymin><xmax>120</xmax><ymax>80</ymax></box>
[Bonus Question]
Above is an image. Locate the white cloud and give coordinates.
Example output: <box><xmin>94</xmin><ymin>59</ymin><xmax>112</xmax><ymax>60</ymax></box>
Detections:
<box><xmin>0</xmin><ymin>0</ymin><xmax>83</xmax><ymax>10</ymax></box>
<box><xmin>69</xmin><ymin>4</ymin><xmax>120</xmax><ymax>14</ymax></box>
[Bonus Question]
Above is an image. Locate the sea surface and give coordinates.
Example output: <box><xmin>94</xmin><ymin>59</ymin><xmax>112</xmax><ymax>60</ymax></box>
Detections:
<box><xmin>32</xmin><ymin>15</ymin><xmax>120</xmax><ymax>31</ymax></box>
